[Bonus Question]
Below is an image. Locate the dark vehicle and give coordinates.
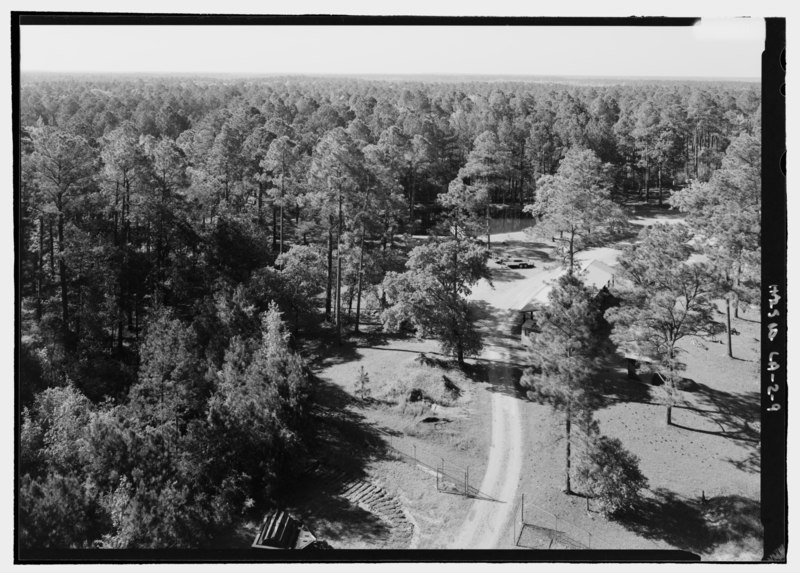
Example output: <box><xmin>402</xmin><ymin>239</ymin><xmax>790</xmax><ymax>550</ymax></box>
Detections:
<box><xmin>504</xmin><ymin>258</ymin><xmax>534</xmax><ymax>269</ymax></box>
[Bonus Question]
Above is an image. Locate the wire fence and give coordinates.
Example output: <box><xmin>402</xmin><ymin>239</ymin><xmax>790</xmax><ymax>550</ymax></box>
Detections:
<box><xmin>378</xmin><ymin>429</ymin><xmax>495</xmax><ymax>500</ymax></box>
<box><xmin>510</xmin><ymin>493</ymin><xmax>665</xmax><ymax>550</ymax></box>
<box><xmin>668</xmin><ymin>485</ymin><xmax>761</xmax><ymax>507</ymax></box>
<box><xmin>511</xmin><ymin>484</ymin><xmax>760</xmax><ymax>551</ymax></box>
<box><xmin>511</xmin><ymin>494</ymin><xmax>598</xmax><ymax>549</ymax></box>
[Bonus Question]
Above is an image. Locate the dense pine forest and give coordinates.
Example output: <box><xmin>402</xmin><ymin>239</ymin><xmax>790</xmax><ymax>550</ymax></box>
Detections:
<box><xmin>17</xmin><ymin>74</ymin><xmax>760</xmax><ymax>549</ymax></box>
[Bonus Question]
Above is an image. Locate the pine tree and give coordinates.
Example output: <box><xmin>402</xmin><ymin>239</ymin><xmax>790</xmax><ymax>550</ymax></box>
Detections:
<box><xmin>355</xmin><ymin>366</ymin><xmax>371</xmax><ymax>402</ymax></box>
<box><xmin>606</xmin><ymin>223</ymin><xmax>722</xmax><ymax>424</ymax></box>
<box><xmin>524</xmin><ymin>147</ymin><xmax>625</xmax><ymax>274</ymax></box>
<box><xmin>381</xmin><ymin>237</ymin><xmax>489</xmax><ymax>367</ymax></box>
<box><xmin>519</xmin><ymin>274</ymin><xmax>602</xmax><ymax>494</ymax></box>
<box><xmin>670</xmin><ymin>133</ymin><xmax>761</xmax><ymax>357</ymax></box>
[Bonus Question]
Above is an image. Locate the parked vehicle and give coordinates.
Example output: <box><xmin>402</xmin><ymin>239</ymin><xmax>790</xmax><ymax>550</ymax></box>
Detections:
<box><xmin>504</xmin><ymin>258</ymin><xmax>534</xmax><ymax>269</ymax></box>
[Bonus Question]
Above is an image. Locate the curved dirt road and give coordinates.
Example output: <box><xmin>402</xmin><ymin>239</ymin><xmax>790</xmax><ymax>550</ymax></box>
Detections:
<box><xmin>449</xmin><ymin>365</ymin><xmax>522</xmax><ymax>548</ymax></box>
<box><xmin>450</xmin><ymin>233</ymin><xmax>623</xmax><ymax>549</ymax></box>
<box><xmin>449</xmin><ymin>319</ymin><xmax>523</xmax><ymax>549</ymax></box>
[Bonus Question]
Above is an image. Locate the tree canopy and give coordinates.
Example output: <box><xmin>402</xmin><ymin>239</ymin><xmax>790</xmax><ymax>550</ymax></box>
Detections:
<box><xmin>17</xmin><ymin>73</ymin><xmax>758</xmax><ymax>548</ymax></box>
<box><xmin>381</xmin><ymin>237</ymin><xmax>489</xmax><ymax>365</ymax></box>
<box><xmin>524</xmin><ymin>147</ymin><xmax>625</xmax><ymax>273</ymax></box>
<box><xmin>606</xmin><ymin>223</ymin><xmax>722</xmax><ymax>423</ymax></box>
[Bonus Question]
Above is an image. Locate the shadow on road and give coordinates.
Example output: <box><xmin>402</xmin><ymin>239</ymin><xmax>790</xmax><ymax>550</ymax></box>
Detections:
<box><xmin>489</xmin><ymin>267</ymin><xmax>526</xmax><ymax>283</ymax></box>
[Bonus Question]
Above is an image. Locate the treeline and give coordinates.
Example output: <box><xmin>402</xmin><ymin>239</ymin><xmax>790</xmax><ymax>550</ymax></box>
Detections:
<box><xmin>17</xmin><ymin>75</ymin><xmax>759</xmax><ymax>548</ymax></box>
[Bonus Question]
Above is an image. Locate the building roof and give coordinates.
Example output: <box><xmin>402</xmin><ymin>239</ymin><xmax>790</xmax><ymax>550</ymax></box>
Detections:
<box><xmin>518</xmin><ymin>284</ymin><xmax>552</xmax><ymax>312</ymax></box>
<box><xmin>580</xmin><ymin>259</ymin><xmax>618</xmax><ymax>290</ymax></box>
<box><xmin>252</xmin><ymin>509</ymin><xmax>317</xmax><ymax>550</ymax></box>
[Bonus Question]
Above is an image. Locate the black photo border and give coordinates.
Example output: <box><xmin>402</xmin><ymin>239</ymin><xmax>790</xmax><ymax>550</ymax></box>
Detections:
<box><xmin>11</xmin><ymin>12</ymin><xmax>787</xmax><ymax>564</ymax></box>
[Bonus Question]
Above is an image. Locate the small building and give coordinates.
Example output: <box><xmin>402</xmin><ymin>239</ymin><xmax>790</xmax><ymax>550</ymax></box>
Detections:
<box><xmin>623</xmin><ymin>354</ymin><xmax>654</xmax><ymax>380</ymax></box>
<box><xmin>580</xmin><ymin>259</ymin><xmax>619</xmax><ymax>290</ymax></box>
<box><xmin>518</xmin><ymin>284</ymin><xmax>552</xmax><ymax>341</ymax></box>
<box><xmin>252</xmin><ymin>509</ymin><xmax>319</xmax><ymax>550</ymax></box>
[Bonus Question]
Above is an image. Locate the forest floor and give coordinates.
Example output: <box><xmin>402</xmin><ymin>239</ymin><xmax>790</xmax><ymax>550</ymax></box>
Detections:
<box><xmin>269</xmin><ymin>202</ymin><xmax>760</xmax><ymax>558</ymax></box>
<box><xmin>288</xmin><ymin>329</ymin><xmax>493</xmax><ymax>548</ymax></box>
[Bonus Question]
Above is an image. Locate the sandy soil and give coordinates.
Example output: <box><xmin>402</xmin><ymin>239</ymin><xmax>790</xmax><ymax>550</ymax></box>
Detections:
<box><xmin>449</xmin><ymin>337</ymin><xmax>523</xmax><ymax>548</ymax></box>
<box><xmin>449</xmin><ymin>231</ymin><xmax>628</xmax><ymax>548</ymax></box>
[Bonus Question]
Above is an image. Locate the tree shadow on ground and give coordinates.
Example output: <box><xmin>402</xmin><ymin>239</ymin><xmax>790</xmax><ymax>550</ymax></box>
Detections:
<box><xmin>470</xmin><ymin>301</ymin><xmax>522</xmax><ymax>342</ymax></box>
<box><xmin>489</xmin><ymin>266</ymin><xmax>526</xmax><ymax>283</ymax></box>
<box><xmin>277</xmin><ymin>377</ymin><xmax>398</xmax><ymax>546</ymax></box>
<box><xmin>494</xmin><ymin>239</ymin><xmax>555</xmax><ymax>261</ymax></box>
<box><xmin>725</xmin><ymin>447</ymin><xmax>760</xmax><ymax>474</ymax></box>
<box><xmin>290</xmin><ymin>494</ymin><xmax>392</xmax><ymax>547</ymax></box>
<box><xmin>463</xmin><ymin>360</ymin><xmax>527</xmax><ymax>400</ymax></box>
<box><xmin>686</xmin><ymin>383</ymin><xmax>761</xmax><ymax>443</ymax></box>
<box><xmin>346</xmin><ymin>326</ymin><xmax>396</xmax><ymax>348</ymax></box>
<box><xmin>301</xmin><ymin>329</ymin><xmax>362</xmax><ymax>369</ymax></box>
<box><xmin>628</xmin><ymin>202</ymin><xmax>685</xmax><ymax>221</ymax></box>
<box><xmin>614</xmin><ymin>488</ymin><xmax>762</xmax><ymax>556</ymax></box>
<box><xmin>308</xmin><ymin>376</ymin><xmax>392</xmax><ymax>465</ymax></box>
<box><xmin>595</xmin><ymin>361</ymin><xmax>656</xmax><ymax>408</ymax></box>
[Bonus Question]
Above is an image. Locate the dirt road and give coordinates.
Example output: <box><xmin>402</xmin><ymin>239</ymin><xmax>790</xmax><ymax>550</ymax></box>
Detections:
<box><xmin>449</xmin><ymin>340</ymin><xmax>522</xmax><ymax>549</ymax></box>
<box><xmin>450</xmin><ymin>231</ymin><xmax>625</xmax><ymax>548</ymax></box>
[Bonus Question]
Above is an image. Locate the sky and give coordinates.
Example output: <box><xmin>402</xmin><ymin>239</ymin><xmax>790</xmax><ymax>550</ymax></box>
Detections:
<box><xmin>20</xmin><ymin>19</ymin><xmax>765</xmax><ymax>79</ymax></box>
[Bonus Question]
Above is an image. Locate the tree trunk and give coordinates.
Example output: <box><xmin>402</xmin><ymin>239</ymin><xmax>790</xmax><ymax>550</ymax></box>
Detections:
<box><xmin>685</xmin><ymin>136</ymin><xmax>690</xmax><ymax>182</ymax></box>
<box><xmin>565</xmin><ymin>406</ymin><xmax>573</xmax><ymax>495</ymax></box>
<box><xmin>694</xmin><ymin>130</ymin><xmax>700</xmax><ymax>180</ymax></box>
<box><xmin>568</xmin><ymin>228</ymin><xmax>576</xmax><ymax>276</ymax></box>
<box><xmin>325</xmin><ymin>219</ymin><xmax>333</xmax><ymax>321</ymax></box>
<box><xmin>336</xmin><ymin>186</ymin><xmax>343</xmax><ymax>342</ymax></box>
<box><xmin>279</xmin><ymin>173</ymin><xmax>285</xmax><ymax>256</ymax></box>
<box><xmin>354</xmin><ymin>226</ymin><xmax>365</xmax><ymax>333</ymax></box>
<box><xmin>666</xmin><ymin>351</ymin><xmax>676</xmax><ymax>425</ymax></box>
<box><xmin>486</xmin><ymin>202</ymin><xmax>491</xmax><ymax>249</ymax></box>
<box><xmin>36</xmin><ymin>216</ymin><xmax>44</xmax><ymax>321</ymax></box>
<box><xmin>408</xmin><ymin>171</ymin><xmax>415</xmax><ymax>233</ymax></box>
<box><xmin>57</xmin><ymin>211</ymin><xmax>70</xmax><ymax>350</ymax></box>
<box><xmin>48</xmin><ymin>218</ymin><xmax>55</xmax><ymax>278</ymax></box>
<box><xmin>726</xmin><ymin>296</ymin><xmax>733</xmax><ymax>358</ymax></box>
<box><xmin>134</xmin><ymin>291</ymin><xmax>140</xmax><ymax>340</ymax></box>
<box><xmin>734</xmin><ymin>262</ymin><xmax>742</xmax><ymax>318</ymax></box>
<box><xmin>657</xmin><ymin>165</ymin><xmax>663</xmax><ymax>205</ymax></box>
<box><xmin>257</xmin><ymin>182</ymin><xmax>263</xmax><ymax>223</ymax></box>
<box><xmin>272</xmin><ymin>206</ymin><xmax>278</xmax><ymax>251</ymax></box>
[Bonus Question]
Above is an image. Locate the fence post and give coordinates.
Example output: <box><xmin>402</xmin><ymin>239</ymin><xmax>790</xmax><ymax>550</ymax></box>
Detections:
<box><xmin>513</xmin><ymin>514</ymin><xmax>517</xmax><ymax>547</ymax></box>
<box><xmin>466</xmin><ymin>467</ymin><xmax>469</xmax><ymax>497</ymax></box>
<box><xmin>521</xmin><ymin>493</ymin><xmax>524</xmax><ymax>524</ymax></box>
<box><xmin>413</xmin><ymin>444</ymin><xmax>417</xmax><ymax>465</ymax></box>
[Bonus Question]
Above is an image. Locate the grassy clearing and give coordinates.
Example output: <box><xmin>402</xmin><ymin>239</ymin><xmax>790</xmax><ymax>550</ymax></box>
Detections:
<box><xmin>504</xmin><ymin>305</ymin><xmax>761</xmax><ymax>557</ymax></box>
<box><xmin>480</xmin><ymin>219</ymin><xmax>761</xmax><ymax>558</ymax></box>
<box><xmin>295</xmin><ymin>332</ymin><xmax>492</xmax><ymax>548</ymax></box>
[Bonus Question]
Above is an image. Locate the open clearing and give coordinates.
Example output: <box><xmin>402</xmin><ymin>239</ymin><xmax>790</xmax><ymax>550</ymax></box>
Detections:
<box><xmin>290</xmin><ymin>206</ymin><xmax>760</xmax><ymax>557</ymax></box>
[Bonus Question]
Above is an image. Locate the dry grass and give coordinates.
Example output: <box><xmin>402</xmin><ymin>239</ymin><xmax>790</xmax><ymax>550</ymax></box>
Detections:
<box><xmin>289</xmin><ymin>223</ymin><xmax>762</xmax><ymax>557</ymax></box>
<box><xmin>503</xmin><ymin>305</ymin><xmax>762</xmax><ymax>558</ymax></box>
<box><xmin>300</xmin><ymin>334</ymin><xmax>493</xmax><ymax>549</ymax></box>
